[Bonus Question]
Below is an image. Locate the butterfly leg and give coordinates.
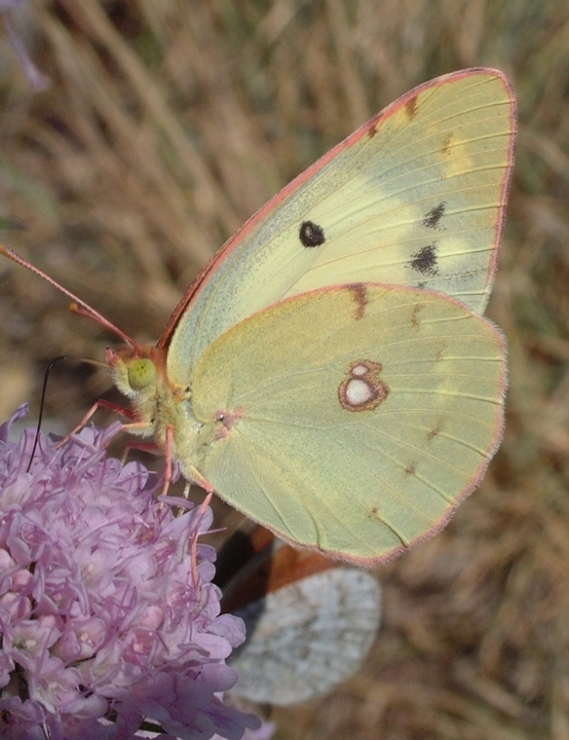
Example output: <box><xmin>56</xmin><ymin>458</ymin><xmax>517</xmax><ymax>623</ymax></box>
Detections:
<box><xmin>113</xmin><ymin>424</ymin><xmax>176</xmax><ymax>506</ymax></box>
<box><xmin>118</xmin><ymin>439</ymin><xmax>161</xmax><ymax>466</ymax></box>
<box><xmin>54</xmin><ymin>398</ymin><xmax>136</xmax><ymax>449</ymax></box>
<box><xmin>190</xmin><ymin>486</ymin><xmax>214</xmax><ymax>589</ymax></box>
<box><xmin>184</xmin><ymin>465</ymin><xmax>215</xmax><ymax>587</ymax></box>
<box><xmin>161</xmin><ymin>424</ymin><xmax>175</xmax><ymax>498</ymax></box>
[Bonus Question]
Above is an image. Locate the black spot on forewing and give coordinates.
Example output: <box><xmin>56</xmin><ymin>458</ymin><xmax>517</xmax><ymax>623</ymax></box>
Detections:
<box><xmin>299</xmin><ymin>220</ymin><xmax>325</xmax><ymax>247</ymax></box>
<box><xmin>422</xmin><ymin>203</ymin><xmax>445</xmax><ymax>230</ymax></box>
<box><xmin>408</xmin><ymin>244</ymin><xmax>438</xmax><ymax>276</ymax></box>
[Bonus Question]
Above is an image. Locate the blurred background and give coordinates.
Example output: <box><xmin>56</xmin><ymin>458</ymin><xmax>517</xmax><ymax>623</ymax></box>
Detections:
<box><xmin>0</xmin><ymin>1</ymin><xmax>567</xmax><ymax>738</ymax></box>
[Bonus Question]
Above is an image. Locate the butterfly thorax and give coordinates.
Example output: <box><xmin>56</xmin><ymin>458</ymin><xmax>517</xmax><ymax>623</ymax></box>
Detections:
<box><xmin>106</xmin><ymin>343</ymin><xmax>224</xmax><ymax>489</ymax></box>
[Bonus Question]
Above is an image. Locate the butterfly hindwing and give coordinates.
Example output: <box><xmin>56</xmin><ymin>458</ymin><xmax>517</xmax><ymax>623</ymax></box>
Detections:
<box><xmin>229</xmin><ymin>566</ymin><xmax>381</xmax><ymax>705</ymax></box>
<box><xmin>181</xmin><ymin>284</ymin><xmax>506</xmax><ymax>565</ymax></box>
<box><xmin>220</xmin><ymin>535</ymin><xmax>381</xmax><ymax>705</ymax></box>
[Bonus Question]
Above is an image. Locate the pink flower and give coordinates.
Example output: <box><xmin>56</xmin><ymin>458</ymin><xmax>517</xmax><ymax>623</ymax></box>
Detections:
<box><xmin>0</xmin><ymin>406</ymin><xmax>260</xmax><ymax>740</ymax></box>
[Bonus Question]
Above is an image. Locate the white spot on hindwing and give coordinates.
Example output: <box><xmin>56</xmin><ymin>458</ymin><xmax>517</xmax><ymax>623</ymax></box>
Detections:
<box><xmin>338</xmin><ymin>360</ymin><xmax>389</xmax><ymax>412</ymax></box>
<box><xmin>345</xmin><ymin>378</ymin><xmax>375</xmax><ymax>406</ymax></box>
<box><xmin>351</xmin><ymin>364</ymin><xmax>369</xmax><ymax>377</ymax></box>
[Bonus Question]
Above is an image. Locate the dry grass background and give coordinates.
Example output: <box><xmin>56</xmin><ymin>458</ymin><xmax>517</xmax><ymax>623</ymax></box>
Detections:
<box><xmin>0</xmin><ymin>0</ymin><xmax>568</xmax><ymax>738</ymax></box>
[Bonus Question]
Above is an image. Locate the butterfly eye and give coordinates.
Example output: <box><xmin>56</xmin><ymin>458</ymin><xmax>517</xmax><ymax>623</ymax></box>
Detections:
<box><xmin>127</xmin><ymin>359</ymin><xmax>156</xmax><ymax>391</ymax></box>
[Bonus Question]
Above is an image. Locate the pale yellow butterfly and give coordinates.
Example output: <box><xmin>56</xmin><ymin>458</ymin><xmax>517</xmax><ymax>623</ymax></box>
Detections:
<box><xmin>1</xmin><ymin>67</ymin><xmax>516</xmax><ymax>566</ymax></box>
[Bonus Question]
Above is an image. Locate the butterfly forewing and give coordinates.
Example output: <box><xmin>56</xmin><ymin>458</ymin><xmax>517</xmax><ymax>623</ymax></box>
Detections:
<box><xmin>166</xmin><ymin>69</ymin><xmax>515</xmax><ymax>390</ymax></box>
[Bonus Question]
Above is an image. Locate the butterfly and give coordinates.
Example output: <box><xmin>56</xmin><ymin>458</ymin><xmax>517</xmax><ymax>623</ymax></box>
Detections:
<box><xmin>217</xmin><ymin>527</ymin><xmax>381</xmax><ymax>705</ymax></box>
<box><xmin>1</xmin><ymin>67</ymin><xmax>516</xmax><ymax>566</ymax></box>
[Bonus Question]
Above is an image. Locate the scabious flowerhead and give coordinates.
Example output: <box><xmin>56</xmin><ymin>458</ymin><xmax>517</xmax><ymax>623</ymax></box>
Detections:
<box><xmin>0</xmin><ymin>405</ymin><xmax>261</xmax><ymax>740</ymax></box>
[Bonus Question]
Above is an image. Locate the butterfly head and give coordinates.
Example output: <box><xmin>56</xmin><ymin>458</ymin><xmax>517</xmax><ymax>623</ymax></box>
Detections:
<box><xmin>106</xmin><ymin>344</ymin><xmax>166</xmax><ymax>400</ymax></box>
<box><xmin>106</xmin><ymin>343</ymin><xmax>191</xmax><ymax>448</ymax></box>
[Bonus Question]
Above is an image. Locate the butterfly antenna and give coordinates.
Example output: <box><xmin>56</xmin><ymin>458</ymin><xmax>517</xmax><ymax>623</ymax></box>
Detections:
<box><xmin>27</xmin><ymin>355</ymin><xmax>107</xmax><ymax>472</ymax></box>
<box><xmin>0</xmin><ymin>244</ymin><xmax>137</xmax><ymax>346</ymax></box>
